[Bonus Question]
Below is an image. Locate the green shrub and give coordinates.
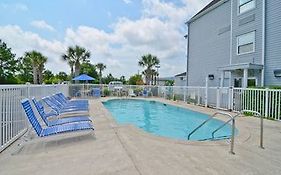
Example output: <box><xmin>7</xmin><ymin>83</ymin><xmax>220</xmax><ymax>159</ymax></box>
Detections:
<box><xmin>103</xmin><ymin>88</ymin><xmax>110</xmax><ymax>96</ymax></box>
<box><xmin>133</xmin><ymin>87</ymin><xmax>145</xmax><ymax>96</ymax></box>
<box><xmin>269</xmin><ymin>86</ymin><xmax>281</xmax><ymax>89</ymax></box>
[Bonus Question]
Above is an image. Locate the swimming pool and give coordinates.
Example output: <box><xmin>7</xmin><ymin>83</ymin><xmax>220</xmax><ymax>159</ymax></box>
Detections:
<box><xmin>103</xmin><ymin>99</ymin><xmax>235</xmax><ymax>141</ymax></box>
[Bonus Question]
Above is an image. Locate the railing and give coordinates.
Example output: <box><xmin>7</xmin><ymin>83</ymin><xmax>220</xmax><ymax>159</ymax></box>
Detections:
<box><xmin>0</xmin><ymin>84</ymin><xmax>68</xmax><ymax>152</ymax></box>
<box><xmin>68</xmin><ymin>84</ymin><xmax>281</xmax><ymax>120</ymax></box>
<box><xmin>233</xmin><ymin>88</ymin><xmax>281</xmax><ymax>120</ymax></box>
<box><xmin>241</xmin><ymin>110</ymin><xmax>264</xmax><ymax>149</ymax></box>
<box><xmin>187</xmin><ymin>111</ymin><xmax>237</xmax><ymax>154</ymax></box>
<box><xmin>0</xmin><ymin>84</ymin><xmax>280</xmax><ymax>152</ymax></box>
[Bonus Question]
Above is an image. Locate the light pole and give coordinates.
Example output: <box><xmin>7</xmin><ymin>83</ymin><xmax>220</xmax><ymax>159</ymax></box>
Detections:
<box><xmin>155</xmin><ymin>65</ymin><xmax>160</xmax><ymax>85</ymax></box>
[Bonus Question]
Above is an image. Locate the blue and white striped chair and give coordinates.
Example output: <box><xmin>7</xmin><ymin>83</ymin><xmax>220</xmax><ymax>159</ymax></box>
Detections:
<box><xmin>32</xmin><ymin>98</ymin><xmax>92</xmax><ymax>127</ymax></box>
<box><xmin>21</xmin><ymin>99</ymin><xmax>94</xmax><ymax>137</ymax></box>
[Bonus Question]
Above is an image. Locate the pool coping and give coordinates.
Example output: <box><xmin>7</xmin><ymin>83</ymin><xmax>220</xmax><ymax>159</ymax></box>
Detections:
<box><xmin>100</xmin><ymin>97</ymin><xmax>252</xmax><ymax>146</ymax></box>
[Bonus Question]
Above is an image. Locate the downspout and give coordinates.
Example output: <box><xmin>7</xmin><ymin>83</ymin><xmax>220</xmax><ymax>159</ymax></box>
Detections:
<box><xmin>229</xmin><ymin>0</ymin><xmax>233</xmax><ymax>87</ymax></box>
<box><xmin>186</xmin><ymin>23</ymin><xmax>190</xmax><ymax>86</ymax></box>
<box><xmin>229</xmin><ymin>0</ymin><xmax>233</xmax><ymax>65</ymax></box>
<box><xmin>261</xmin><ymin>0</ymin><xmax>266</xmax><ymax>87</ymax></box>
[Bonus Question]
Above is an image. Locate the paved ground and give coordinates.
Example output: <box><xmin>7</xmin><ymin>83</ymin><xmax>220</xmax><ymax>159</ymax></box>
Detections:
<box><xmin>0</xmin><ymin>98</ymin><xmax>281</xmax><ymax>175</ymax></box>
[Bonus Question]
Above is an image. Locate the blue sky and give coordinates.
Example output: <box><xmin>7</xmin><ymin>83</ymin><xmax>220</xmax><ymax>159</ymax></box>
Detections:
<box><xmin>0</xmin><ymin>0</ymin><xmax>211</xmax><ymax>78</ymax></box>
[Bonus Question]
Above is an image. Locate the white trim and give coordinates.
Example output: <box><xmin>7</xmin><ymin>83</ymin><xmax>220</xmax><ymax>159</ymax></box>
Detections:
<box><xmin>218</xmin><ymin>63</ymin><xmax>263</xmax><ymax>71</ymax></box>
<box><xmin>236</xmin><ymin>31</ymin><xmax>256</xmax><ymax>55</ymax></box>
<box><xmin>238</xmin><ymin>0</ymin><xmax>256</xmax><ymax>15</ymax></box>
<box><xmin>230</xmin><ymin>0</ymin><xmax>233</xmax><ymax>64</ymax></box>
<box><xmin>261</xmin><ymin>0</ymin><xmax>265</xmax><ymax>86</ymax></box>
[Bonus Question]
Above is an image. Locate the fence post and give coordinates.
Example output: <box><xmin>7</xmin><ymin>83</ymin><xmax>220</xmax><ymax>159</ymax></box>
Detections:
<box><xmin>228</xmin><ymin>87</ymin><xmax>234</xmax><ymax>111</ymax></box>
<box><xmin>205</xmin><ymin>77</ymin><xmax>208</xmax><ymax>107</ymax></box>
<box><xmin>197</xmin><ymin>88</ymin><xmax>200</xmax><ymax>105</ymax></box>
<box><xmin>265</xmin><ymin>88</ymin><xmax>269</xmax><ymax>118</ymax></box>
<box><xmin>216</xmin><ymin>87</ymin><xmax>220</xmax><ymax>109</ymax></box>
<box><xmin>183</xmin><ymin>86</ymin><xmax>186</xmax><ymax>102</ymax></box>
<box><xmin>0</xmin><ymin>89</ymin><xmax>2</xmax><ymax>148</ymax></box>
<box><xmin>26</xmin><ymin>84</ymin><xmax>30</xmax><ymax>98</ymax></box>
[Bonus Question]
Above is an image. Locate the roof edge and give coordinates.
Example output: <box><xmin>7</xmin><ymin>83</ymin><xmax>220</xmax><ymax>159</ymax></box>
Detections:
<box><xmin>186</xmin><ymin>0</ymin><xmax>229</xmax><ymax>24</ymax></box>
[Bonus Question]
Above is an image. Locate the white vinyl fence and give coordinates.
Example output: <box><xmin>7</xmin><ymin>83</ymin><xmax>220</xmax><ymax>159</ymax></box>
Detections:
<box><xmin>68</xmin><ymin>84</ymin><xmax>281</xmax><ymax>120</ymax></box>
<box><xmin>0</xmin><ymin>84</ymin><xmax>280</xmax><ymax>152</ymax></box>
<box><xmin>0</xmin><ymin>84</ymin><xmax>68</xmax><ymax>152</ymax></box>
<box><xmin>233</xmin><ymin>88</ymin><xmax>281</xmax><ymax>120</ymax></box>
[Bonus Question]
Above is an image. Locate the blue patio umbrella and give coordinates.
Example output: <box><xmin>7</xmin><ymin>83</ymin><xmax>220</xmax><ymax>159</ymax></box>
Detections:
<box><xmin>72</xmin><ymin>74</ymin><xmax>95</xmax><ymax>97</ymax></box>
<box><xmin>72</xmin><ymin>74</ymin><xmax>95</xmax><ymax>81</ymax></box>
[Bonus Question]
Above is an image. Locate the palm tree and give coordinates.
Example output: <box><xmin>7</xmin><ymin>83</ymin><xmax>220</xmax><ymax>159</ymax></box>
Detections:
<box><xmin>24</xmin><ymin>51</ymin><xmax>47</xmax><ymax>84</ymax></box>
<box><xmin>138</xmin><ymin>54</ymin><xmax>160</xmax><ymax>85</ymax></box>
<box><xmin>96</xmin><ymin>63</ymin><xmax>106</xmax><ymax>84</ymax></box>
<box><xmin>62</xmin><ymin>45</ymin><xmax>91</xmax><ymax>78</ymax></box>
<box><xmin>151</xmin><ymin>69</ymin><xmax>159</xmax><ymax>85</ymax></box>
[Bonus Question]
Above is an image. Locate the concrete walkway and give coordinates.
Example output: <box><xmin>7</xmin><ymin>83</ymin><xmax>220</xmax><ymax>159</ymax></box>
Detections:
<box><xmin>0</xmin><ymin>98</ymin><xmax>281</xmax><ymax>175</ymax></box>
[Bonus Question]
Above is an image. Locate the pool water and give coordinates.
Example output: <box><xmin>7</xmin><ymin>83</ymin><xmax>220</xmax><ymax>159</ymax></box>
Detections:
<box><xmin>103</xmin><ymin>99</ymin><xmax>234</xmax><ymax>141</ymax></box>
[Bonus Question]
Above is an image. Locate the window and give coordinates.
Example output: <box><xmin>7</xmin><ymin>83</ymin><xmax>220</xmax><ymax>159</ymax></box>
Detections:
<box><xmin>237</xmin><ymin>31</ymin><xmax>255</xmax><ymax>55</ymax></box>
<box><xmin>234</xmin><ymin>78</ymin><xmax>242</xmax><ymax>87</ymax></box>
<box><xmin>247</xmin><ymin>78</ymin><xmax>257</xmax><ymax>87</ymax></box>
<box><xmin>239</xmin><ymin>0</ymin><xmax>255</xmax><ymax>14</ymax></box>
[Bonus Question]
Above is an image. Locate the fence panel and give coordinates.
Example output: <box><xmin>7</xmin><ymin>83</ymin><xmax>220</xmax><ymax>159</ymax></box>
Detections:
<box><xmin>233</xmin><ymin>88</ymin><xmax>281</xmax><ymax>120</ymax></box>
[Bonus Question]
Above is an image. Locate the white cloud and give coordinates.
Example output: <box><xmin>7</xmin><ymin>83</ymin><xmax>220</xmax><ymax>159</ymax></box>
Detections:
<box><xmin>0</xmin><ymin>25</ymin><xmax>66</xmax><ymax>72</ymax></box>
<box><xmin>30</xmin><ymin>20</ymin><xmax>55</xmax><ymax>32</ymax></box>
<box><xmin>14</xmin><ymin>3</ymin><xmax>28</xmax><ymax>12</ymax></box>
<box><xmin>0</xmin><ymin>0</ymin><xmax>212</xmax><ymax>78</ymax></box>
<box><xmin>122</xmin><ymin>0</ymin><xmax>132</xmax><ymax>4</ymax></box>
<box><xmin>0</xmin><ymin>3</ymin><xmax>28</xmax><ymax>12</ymax></box>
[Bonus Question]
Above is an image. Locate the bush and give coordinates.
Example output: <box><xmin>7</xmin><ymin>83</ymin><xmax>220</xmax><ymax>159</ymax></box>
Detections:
<box><xmin>103</xmin><ymin>88</ymin><xmax>110</xmax><ymax>96</ymax></box>
<box><xmin>269</xmin><ymin>86</ymin><xmax>281</xmax><ymax>89</ymax></box>
<box><xmin>133</xmin><ymin>87</ymin><xmax>143</xmax><ymax>96</ymax></box>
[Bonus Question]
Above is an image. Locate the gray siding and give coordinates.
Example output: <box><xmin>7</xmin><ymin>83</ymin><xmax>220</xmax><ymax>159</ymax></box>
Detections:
<box><xmin>188</xmin><ymin>0</ymin><xmax>281</xmax><ymax>87</ymax></box>
<box><xmin>231</xmin><ymin>0</ymin><xmax>263</xmax><ymax>65</ymax></box>
<box><xmin>265</xmin><ymin>0</ymin><xmax>281</xmax><ymax>86</ymax></box>
<box><xmin>188</xmin><ymin>1</ymin><xmax>231</xmax><ymax>87</ymax></box>
<box><xmin>174</xmin><ymin>76</ymin><xmax>187</xmax><ymax>86</ymax></box>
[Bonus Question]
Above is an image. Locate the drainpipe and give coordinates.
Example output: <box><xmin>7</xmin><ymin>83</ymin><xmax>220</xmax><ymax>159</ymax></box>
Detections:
<box><xmin>229</xmin><ymin>0</ymin><xmax>233</xmax><ymax>87</ymax></box>
<box><xmin>261</xmin><ymin>0</ymin><xmax>266</xmax><ymax>87</ymax></box>
<box><xmin>229</xmin><ymin>0</ymin><xmax>233</xmax><ymax>65</ymax></box>
<box><xmin>185</xmin><ymin>23</ymin><xmax>190</xmax><ymax>87</ymax></box>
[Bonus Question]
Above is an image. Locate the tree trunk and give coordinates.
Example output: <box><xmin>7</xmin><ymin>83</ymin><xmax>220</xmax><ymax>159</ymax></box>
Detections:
<box><xmin>145</xmin><ymin>75</ymin><xmax>149</xmax><ymax>85</ymax></box>
<box><xmin>74</xmin><ymin>63</ymin><xmax>80</xmax><ymax>84</ymax></box>
<box><xmin>70</xmin><ymin>66</ymin><xmax>74</xmax><ymax>78</ymax></box>
<box><xmin>38</xmin><ymin>71</ymin><xmax>43</xmax><ymax>84</ymax></box>
<box><xmin>99</xmin><ymin>71</ymin><xmax>102</xmax><ymax>84</ymax></box>
<box><xmin>32</xmin><ymin>66</ymin><xmax>38</xmax><ymax>84</ymax></box>
<box><xmin>38</xmin><ymin>65</ymin><xmax>44</xmax><ymax>84</ymax></box>
<box><xmin>74</xmin><ymin>64</ymin><xmax>80</xmax><ymax>77</ymax></box>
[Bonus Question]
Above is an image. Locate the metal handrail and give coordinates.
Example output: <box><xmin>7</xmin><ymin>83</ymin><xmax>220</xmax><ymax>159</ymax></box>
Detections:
<box><xmin>241</xmin><ymin>110</ymin><xmax>264</xmax><ymax>149</ymax></box>
<box><xmin>187</xmin><ymin>111</ymin><xmax>236</xmax><ymax>154</ymax></box>
<box><xmin>211</xmin><ymin>113</ymin><xmax>240</xmax><ymax>139</ymax></box>
<box><xmin>187</xmin><ymin>116</ymin><xmax>216</xmax><ymax>140</ymax></box>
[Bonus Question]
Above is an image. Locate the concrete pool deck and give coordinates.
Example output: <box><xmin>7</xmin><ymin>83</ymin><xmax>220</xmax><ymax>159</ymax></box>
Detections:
<box><xmin>0</xmin><ymin>97</ymin><xmax>281</xmax><ymax>175</ymax></box>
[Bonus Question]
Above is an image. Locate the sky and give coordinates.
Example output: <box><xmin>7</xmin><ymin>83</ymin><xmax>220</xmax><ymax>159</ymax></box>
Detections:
<box><xmin>0</xmin><ymin>0</ymin><xmax>211</xmax><ymax>78</ymax></box>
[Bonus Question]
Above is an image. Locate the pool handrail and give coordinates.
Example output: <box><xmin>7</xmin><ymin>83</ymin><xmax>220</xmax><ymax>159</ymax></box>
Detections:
<box><xmin>211</xmin><ymin>113</ymin><xmax>240</xmax><ymax>140</ymax></box>
<box><xmin>187</xmin><ymin>111</ymin><xmax>237</xmax><ymax>154</ymax></box>
<box><xmin>241</xmin><ymin>110</ymin><xmax>264</xmax><ymax>149</ymax></box>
